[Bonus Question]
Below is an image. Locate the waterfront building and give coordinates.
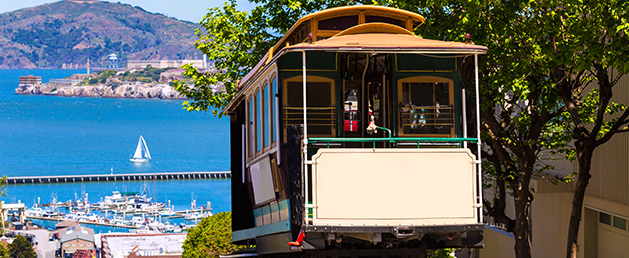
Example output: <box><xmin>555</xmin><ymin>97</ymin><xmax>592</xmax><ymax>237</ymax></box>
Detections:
<box><xmin>0</xmin><ymin>202</ymin><xmax>25</xmax><ymax>230</ymax></box>
<box><xmin>58</xmin><ymin>224</ymin><xmax>96</xmax><ymax>257</ymax></box>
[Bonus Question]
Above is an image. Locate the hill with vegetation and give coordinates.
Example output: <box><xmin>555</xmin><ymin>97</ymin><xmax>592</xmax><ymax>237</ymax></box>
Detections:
<box><xmin>0</xmin><ymin>0</ymin><xmax>200</xmax><ymax>69</ymax></box>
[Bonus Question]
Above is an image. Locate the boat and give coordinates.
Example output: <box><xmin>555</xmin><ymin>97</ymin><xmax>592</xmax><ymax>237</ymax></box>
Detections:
<box><xmin>130</xmin><ymin>135</ymin><xmax>151</xmax><ymax>162</ymax></box>
<box><xmin>25</xmin><ymin>207</ymin><xmax>45</xmax><ymax>217</ymax></box>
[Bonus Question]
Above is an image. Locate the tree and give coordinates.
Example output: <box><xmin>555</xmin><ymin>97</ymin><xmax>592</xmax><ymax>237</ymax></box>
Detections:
<box><xmin>9</xmin><ymin>235</ymin><xmax>36</xmax><ymax>258</ymax></box>
<box><xmin>549</xmin><ymin>2</ymin><xmax>629</xmax><ymax>257</ymax></box>
<box><xmin>182</xmin><ymin>212</ymin><xmax>250</xmax><ymax>258</ymax></box>
<box><xmin>0</xmin><ymin>176</ymin><xmax>7</xmax><ymax>234</ymax></box>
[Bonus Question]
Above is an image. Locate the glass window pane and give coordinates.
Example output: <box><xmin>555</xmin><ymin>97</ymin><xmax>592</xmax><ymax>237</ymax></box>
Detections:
<box><xmin>272</xmin><ymin>77</ymin><xmax>277</xmax><ymax>143</ymax></box>
<box><xmin>256</xmin><ymin>92</ymin><xmax>262</xmax><ymax>152</ymax></box>
<box><xmin>364</xmin><ymin>15</ymin><xmax>406</xmax><ymax>28</ymax></box>
<box><xmin>600</xmin><ymin>212</ymin><xmax>612</xmax><ymax>225</ymax></box>
<box><xmin>286</xmin><ymin>81</ymin><xmax>333</xmax><ymax>135</ymax></box>
<box><xmin>399</xmin><ymin>80</ymin><xmax>452</xmax><ymax>135</ymax></box>
<box><xmin>264</xmin><ymin>85</ymin><xmax>270</xmax><ymax>147</ymax></box>
<box><xmin>344</xmin><ymin>89</ymin><xmax>358</xmax><ymax>132</ymax></box>
<box><xmin>248</xmin><ymin>98</ymin><xmax>254</xmax><ymax>156</ymax></box>
<box><xmin>613</xmin><ymin>216</ymin><xmax>627</xmax><ymax>230</ymax></box>
<box><xmin>318</xmin><ymin>16</ymin><xmax>358</xmax><ymax>30</ymax></box>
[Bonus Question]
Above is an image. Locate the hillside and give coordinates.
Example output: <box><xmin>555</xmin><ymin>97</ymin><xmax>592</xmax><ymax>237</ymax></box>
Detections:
<box><xmin>0</xmin><ymin>0</ymin><xmax>200</xmax><ymax>69</ymax></box>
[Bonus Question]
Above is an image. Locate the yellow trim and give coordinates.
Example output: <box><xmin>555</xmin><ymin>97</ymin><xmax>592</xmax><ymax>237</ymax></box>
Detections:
<box><xmin>311</xmin><ymin>18</ymin><xmax>318</xmax><ymax>42</ymax></box>
<box><xmin>397</xmin><ymin>76</ymin><xmax>455</xmax><ymax>137</ymax></box>
<box><xmin>266</xmin><ymin>47</ymin><xmax>274</xmax><ymax>65</ymax></box>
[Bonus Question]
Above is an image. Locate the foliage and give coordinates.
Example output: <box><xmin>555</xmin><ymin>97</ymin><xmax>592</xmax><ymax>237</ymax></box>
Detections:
<box><xmin>120</xmin><ymin>66</ymin><xmax>170</xmax><ymax>82</ymax></box>
<box><xmin>427</xmin><ymin>249</ymin><xmax>453</xmax><ymax>258</ymax></box>
<box><xmin>182</xmin><ymin>212</ymin><xmax>250</xmax><ymax>258</ymax></box>
<box><xmin>8</xmin><ymin>235</ymin><xmax>36</xmax><ymax>258</ymax></box>
<box><xmin>0</xmin><ymin>242</ymin><xmax>9</xmax><ymax>258</ymax></box>
<box><xmin>80</xmin><ymin>67</ymin><xmax>172</xmax><ymax>85</ymax></box>
<box><xmin>0</xmin><ymin>176</ymin><xmax>5</xmax><ymax>235</ymax></box>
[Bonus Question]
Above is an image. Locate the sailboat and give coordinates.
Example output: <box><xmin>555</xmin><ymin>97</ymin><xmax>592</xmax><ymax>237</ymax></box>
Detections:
<box><xmin>130</xmin><ymin>135</ymin><xmax>151</xmax><ymax>162</ymax></box>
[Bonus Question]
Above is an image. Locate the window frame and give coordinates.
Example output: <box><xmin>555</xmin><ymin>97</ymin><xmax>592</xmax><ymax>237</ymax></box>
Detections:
<box><xmin>397</xmin><ymin>76</ymin><xmax>455</xmax><ymax>137</ymax></box>
<box><xmin>270</xmin><ymin>75</ymin><xmax>278</xmax><ymax>148</ymax></box>
<box><xmin>263</xmin><ymin>81</ymin><xmax>271</xmax><ymax>151</ymax></box>
<box><xmin>255</xmin><ymin>90</ymin><xmax>262</xmax><ymax>156</ymax></box>
<box><xmin>247</xmin><ymin>96</ymin><xmax>255</xmax><ymax>162</ymax></box>
<box><xmin>282</xmin><ymin>75</ymin><xmax>336</xmax><ymax>142</ymax></box>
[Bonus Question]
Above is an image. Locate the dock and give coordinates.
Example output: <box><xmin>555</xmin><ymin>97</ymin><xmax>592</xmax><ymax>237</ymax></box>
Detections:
<box><xmin>7</xmin><ymin>171</ymin><xmax>230</xmax><ymax>184</ymax></box>
<box><xmin>26</xmin><ymin>216</ymin><xmax>138</xmax><ymax>229</ymax></box>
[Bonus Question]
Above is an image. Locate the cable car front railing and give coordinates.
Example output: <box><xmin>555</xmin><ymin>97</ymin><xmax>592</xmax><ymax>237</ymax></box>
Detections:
<box><xmin>308</xmin><ymin>135</ymin><xmax>478</xmax><ymax>148</ymax></box>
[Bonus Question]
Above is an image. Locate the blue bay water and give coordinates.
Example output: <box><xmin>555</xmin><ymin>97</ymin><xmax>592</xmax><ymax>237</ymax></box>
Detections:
<box><xmin>0</xmin><ymin>69</ymin><xmax>231</xmax><ymax>229</ymax></box>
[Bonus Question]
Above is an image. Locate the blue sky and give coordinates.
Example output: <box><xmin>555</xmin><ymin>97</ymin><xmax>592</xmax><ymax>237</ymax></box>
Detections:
<box><xmin>0</xmin><ymin>0</ymin><xmax>257</xmax><ymax>23</ymax></box>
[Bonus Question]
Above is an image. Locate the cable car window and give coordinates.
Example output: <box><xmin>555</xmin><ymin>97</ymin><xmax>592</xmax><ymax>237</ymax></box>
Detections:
<box><xmin>364</xmin><ymin>15</ymin><xmax>406</xmax><ymax>28</ymax></box>
<box><xmin>271</xmin><ymin>76</ymin><xmax>277</xmax><ymax>144</ymax></box>
<box><xmin>318</xmin><ymin>16</ymin><xmax>359</xmax><ymax>30</ymax></box>
<box><xmin>344</xmin><ymin>89</ymin><xmax>358</xmax><ymax>132</ymax></box>
<box><xmin>284</xmin><ymin>78</ymin><xmax>335</xmax><ymax>136</ymax></box>
<box><xmin>264</xmin><ymin>83</ymin><xmax>270</xmax><ymax>148</ymax></box>
<box><xmin>398</xmin><ymin>77</ymin><xmax>454</xmax><ymax>136</ymax></box>
<box><xmin>256</xmin><ymin>91</ymin><xmax>262</xmax><ymax>152</ymax></box>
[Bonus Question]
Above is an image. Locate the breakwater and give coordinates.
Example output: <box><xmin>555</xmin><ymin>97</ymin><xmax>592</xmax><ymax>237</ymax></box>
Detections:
<box><xmin>7</xmin><ymin>171</ymin><xmax>231</xmax><ymax>184</ymax></box>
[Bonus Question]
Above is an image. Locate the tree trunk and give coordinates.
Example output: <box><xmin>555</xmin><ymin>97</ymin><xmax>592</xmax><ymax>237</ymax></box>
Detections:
<box><xmin>511</xmin><ymin>173</ymin><xmax>532</xmax><ymax>258</ymax></box>
<box><xmin>566</xmin><ymin>146</ymin><xmax>593</xmax><ymax>258</ymax></box>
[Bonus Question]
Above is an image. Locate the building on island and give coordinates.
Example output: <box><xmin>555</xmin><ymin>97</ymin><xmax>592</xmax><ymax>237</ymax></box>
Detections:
<box><xmin>19</xmin><ymin>75</ymin><xmax>42</xmax><ymax>85</ymax></box>
<box><xmin>108</xmin><ymin>54</ymin><xmax>120</xmax><ymax>69</ymax></box>
<box><xmin>126</xmin><ymin>59</ymin><xmax>208</xmax><ymax>70</ymax></box>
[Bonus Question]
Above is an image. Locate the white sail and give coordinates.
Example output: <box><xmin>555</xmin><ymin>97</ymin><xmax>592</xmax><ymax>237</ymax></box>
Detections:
<box><xmin>141</xmin><ymin>136</ymin><xmax>151</xmax><ymax>159</ymax></box>
<box><xmin>131</xmin><ymin>135</ymin><xmax>151</xmax><ymax>162</ymax></box>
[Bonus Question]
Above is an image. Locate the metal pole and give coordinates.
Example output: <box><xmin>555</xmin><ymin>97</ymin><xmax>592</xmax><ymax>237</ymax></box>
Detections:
<box><xmin>474</xmin><ymin>54</ymin><xmax>483</xmax><ymax>223</ymax></box>
<box><xmin>462</xmin><ymin>88</ymin><xmax>468</xmax><ymax>149</ymax></box>
<box><xmin>302</xmin><ymin>51</ymin><xmax>310</xmax><ymax>223</ymax></box>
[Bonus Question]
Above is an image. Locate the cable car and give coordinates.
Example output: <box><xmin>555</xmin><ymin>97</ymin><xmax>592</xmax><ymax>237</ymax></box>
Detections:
<box><xmin>224</xmin><ymin>5</ymin><xmax>487</xmax><ymax>257</ymax></box>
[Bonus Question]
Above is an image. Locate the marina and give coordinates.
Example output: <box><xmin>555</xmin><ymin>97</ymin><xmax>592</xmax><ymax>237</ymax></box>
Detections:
<box><xmin>6</xmin><ymin>171</ymin><xmax>231</xmax><ymax>184</ymax></box>
<box><xmin>11</xmin><ymin>188</ymin><xmax>214</xmax><ymax>234</ymax></box>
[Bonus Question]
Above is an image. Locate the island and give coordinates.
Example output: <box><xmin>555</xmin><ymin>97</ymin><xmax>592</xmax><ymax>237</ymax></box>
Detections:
<box><xmin>14</xmin><ymin>67</ymin><xmax>217</xmax><ymax>99</ymax></box>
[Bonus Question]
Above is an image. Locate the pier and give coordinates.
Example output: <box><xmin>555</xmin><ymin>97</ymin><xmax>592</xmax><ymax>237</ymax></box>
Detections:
<box><xmin>6</xmin><ymin>171</ymin><xmax>231</xmax><ymax>184</ymax></box>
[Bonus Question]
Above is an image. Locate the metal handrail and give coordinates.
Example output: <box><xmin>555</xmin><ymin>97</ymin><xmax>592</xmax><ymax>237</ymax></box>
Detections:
<box><xmin>309</xmin><ymin>136</ymin><xmax>478</xmax><ymax>148</ymax></box>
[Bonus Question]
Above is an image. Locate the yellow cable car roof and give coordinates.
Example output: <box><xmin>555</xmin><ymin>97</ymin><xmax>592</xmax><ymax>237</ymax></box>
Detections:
<box><xmin>286</xmin><ymin>23</ymin><xmax>488</xmax><ymax>53</ymax></box>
